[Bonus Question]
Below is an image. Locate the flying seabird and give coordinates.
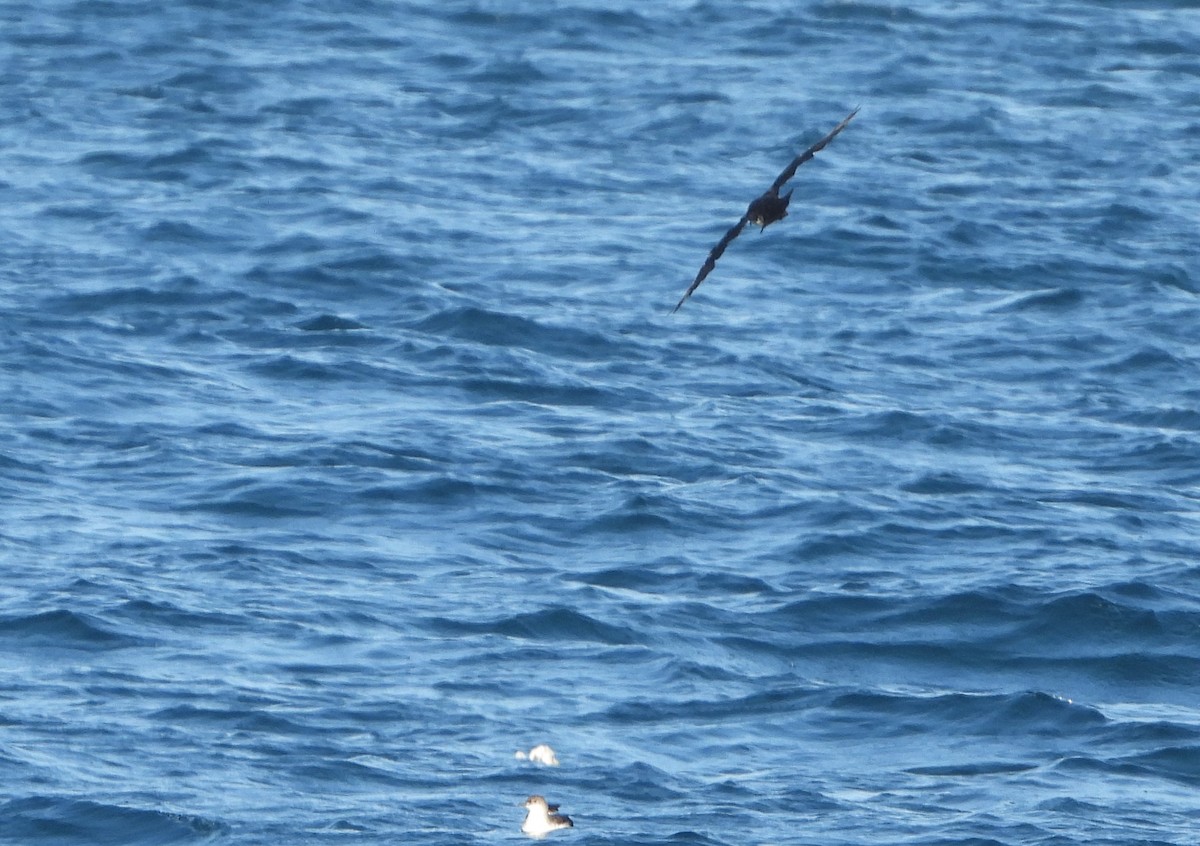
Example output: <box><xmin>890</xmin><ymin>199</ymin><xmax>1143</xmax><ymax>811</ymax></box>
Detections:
<box><xmin>521</xmin><ymin>795</ymin><xmax>574</xmax><ymax>837</ymax></box>
<box><xmin>672</xmin><ymin>107</ymin><xmax>859</xmax><ymax>312</ymax></box>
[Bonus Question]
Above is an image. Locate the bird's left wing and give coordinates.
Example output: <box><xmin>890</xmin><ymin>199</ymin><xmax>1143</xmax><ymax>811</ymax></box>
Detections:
<box><xmin>767</xmin><ymin>106</ymin><xmax>859</xmax><ymax>195</ymax></box>
<box><xmin>672</xmin><ymin>215</ymin><xmax>749</xmax><ymax>312</ymax></box>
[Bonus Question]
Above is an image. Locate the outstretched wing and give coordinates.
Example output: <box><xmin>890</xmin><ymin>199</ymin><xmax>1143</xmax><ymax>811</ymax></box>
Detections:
<box><xmin>672</xmin><ymin>215</ymin><xmax>749</xmax><ymax>312</ymax></box>
<box><xmin>767</xmin><ymin>106</ymin><xmax>859</xmax><ymax>195</ymax></box>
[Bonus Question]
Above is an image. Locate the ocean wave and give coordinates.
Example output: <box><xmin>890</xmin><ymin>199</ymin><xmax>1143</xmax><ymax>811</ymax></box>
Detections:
<box><xmin>0</xmin><ymin>609</ymin><xmax>141</xmax><ymax>651</ymax></box>
<box><xmin>0</xmin><ymin>796</ymin><xmax>224</xmax><ymax>845</ymax></box>
<box><xmin>427</xmin><ymin>607</ymin><xmax>638</xmax><ymax>646</ymax></box>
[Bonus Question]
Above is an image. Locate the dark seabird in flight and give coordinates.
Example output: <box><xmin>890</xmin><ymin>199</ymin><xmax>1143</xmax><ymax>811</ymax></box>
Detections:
<box><xmin>672</xmin><ymin>107</ymin><xmax>859</xmax><ymax>313</ymax></box>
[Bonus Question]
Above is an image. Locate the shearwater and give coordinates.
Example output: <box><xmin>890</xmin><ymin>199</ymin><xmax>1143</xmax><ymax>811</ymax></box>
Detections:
<box><xmin>520</xmin><ymin>795</ymin><xmax>574</xmax><ymax>837</ymax></box>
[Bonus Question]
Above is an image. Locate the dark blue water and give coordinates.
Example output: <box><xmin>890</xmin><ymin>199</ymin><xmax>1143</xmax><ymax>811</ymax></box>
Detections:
<box><xmin>3</xmin><ymin>2</ymin><xmax>1200</xmax><ymax>844</ymax></box>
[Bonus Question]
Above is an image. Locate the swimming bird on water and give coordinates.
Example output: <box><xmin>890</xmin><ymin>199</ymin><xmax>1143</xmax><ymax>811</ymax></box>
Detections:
<box><xmin>521</xmin><ymin>795</ymin><xmax>574</xmax><ymax>837</ymax></box>
<box><xmin>672</xmin><ymin>107</ymin><xmax>859</xmax><ymax>313</ymax></box>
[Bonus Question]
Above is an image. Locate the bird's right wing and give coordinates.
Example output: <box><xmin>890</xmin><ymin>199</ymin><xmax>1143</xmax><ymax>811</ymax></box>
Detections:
<box><xmin>672</xmin><ymin>215</ymin><xmax>749</xmax><ymax>312</ymax></box>
<box><xmin>767</xmin><ymin>106</ymin><xmax>859</xmax><ymax>195</ymax></box>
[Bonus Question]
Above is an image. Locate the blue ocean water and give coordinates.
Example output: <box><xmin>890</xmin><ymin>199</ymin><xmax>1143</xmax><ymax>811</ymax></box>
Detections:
<box><xmin>3</xmin><ymin>1</ymin><xmax>1200</xmax><ymax>843</ymax></box>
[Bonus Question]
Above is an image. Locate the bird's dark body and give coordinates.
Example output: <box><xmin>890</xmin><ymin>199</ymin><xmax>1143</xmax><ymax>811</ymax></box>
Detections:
<box><xmin>673</xmin><ymin>107</ymin><xmax>859</xmax><ymax>312</ymax></box>
<box><xmin>746</xmin><ymin>189</ymin><xmax>793</xmax><ymax>231</ymax></box>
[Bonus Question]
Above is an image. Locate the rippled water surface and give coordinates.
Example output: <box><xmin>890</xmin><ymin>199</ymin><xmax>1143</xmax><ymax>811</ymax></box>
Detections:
<box><xmin>3</xmin><ymin>1</ymin><xmax>1200</xmax><ymax>844</ymax></box>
